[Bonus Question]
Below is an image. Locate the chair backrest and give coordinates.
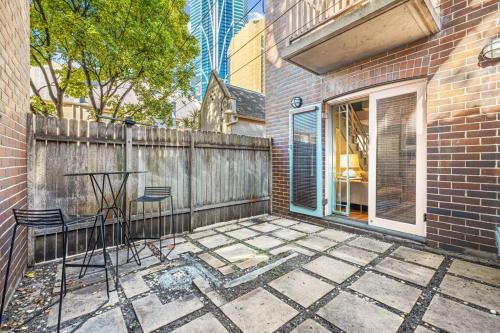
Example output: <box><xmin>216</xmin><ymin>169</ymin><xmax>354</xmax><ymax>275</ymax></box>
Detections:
<box><xmin>144</xmin><ymin>186</ymin><xmax>171</xmax><ymax>197</ymax></box>
<box><xmin>13</xmin><ymin>209</ymin><xmax>64</xmax><ymax>227</ymax></box>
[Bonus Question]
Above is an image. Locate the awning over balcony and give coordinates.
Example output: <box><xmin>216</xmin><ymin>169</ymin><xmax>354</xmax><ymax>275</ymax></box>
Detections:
<box><xmin>282</xmin><ymin>0</ymin><xmax>441</xmax><ymax>74</ymax></box>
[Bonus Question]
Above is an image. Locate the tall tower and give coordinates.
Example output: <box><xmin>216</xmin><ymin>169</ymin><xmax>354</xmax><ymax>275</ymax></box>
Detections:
<box><xmin>190</xmin><ymin>0</ymin><xmax>247</xmax><ymax>100</ymax></box>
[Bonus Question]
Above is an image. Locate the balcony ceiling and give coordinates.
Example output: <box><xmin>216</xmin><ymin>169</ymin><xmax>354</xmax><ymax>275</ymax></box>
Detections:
<box><xmin>282</xmin><ymin>0</ymin><xmax>441</xmax><ymax>75</ymax></box>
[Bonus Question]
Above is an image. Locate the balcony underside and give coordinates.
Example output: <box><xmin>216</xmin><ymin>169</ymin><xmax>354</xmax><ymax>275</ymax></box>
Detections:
<box><xmin>283</xmin><ymin>0</ymin><xmax>441</xmax><ymax>75</ymax></box>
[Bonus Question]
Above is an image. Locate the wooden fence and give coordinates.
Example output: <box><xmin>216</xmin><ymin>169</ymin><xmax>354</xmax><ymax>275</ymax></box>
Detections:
<box><xmin>27</xmin><ymin>114</ymin><xmax>271</xmax><ymax>263</ymax></box>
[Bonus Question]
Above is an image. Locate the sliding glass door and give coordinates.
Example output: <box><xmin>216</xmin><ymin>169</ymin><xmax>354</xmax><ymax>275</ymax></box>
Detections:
<box><xmin>368</xmin><ymin>82</ymin><xmax>426</xmax><ymax>236</ymax></box>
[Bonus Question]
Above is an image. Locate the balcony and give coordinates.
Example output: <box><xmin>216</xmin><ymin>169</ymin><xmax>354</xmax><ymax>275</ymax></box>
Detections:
<box><xmin>283</xmin><ymin>0</ymin><xmax>441</xmax><ymax>74</ymax></box>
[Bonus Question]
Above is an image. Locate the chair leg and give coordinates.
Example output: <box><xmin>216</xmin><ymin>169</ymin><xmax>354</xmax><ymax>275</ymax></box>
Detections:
<box><xmin>158</xmin><ymin>201</ymin><xmax>163</xmax><ymax>262</ymax></box>
<box><xmin>142</xmin><ymin>202</ymin><xmax>146</xmax><ymax>247</ymax></box>
<box><xmin>171</xmin><ymin>196</ymin><xmax>175</xmax><ymax>248</ymax></box>
<box><xmin>57</xmin><ymin>226</ymin><xmax>68</xmax><ymax>332</ymax></box>
<box><xmin>0</xmin><ymin>224</ymin><xmax>18</xmax><ymax>325</ymax></box>
<box><xmin>78</xmin><ymin>217</ymin><xmax>98</xmax><ymax>278</ymax></box>
<box><xmin>99</xmin><ymin>216</ymin><xmax>110</xmax><ymax>298</ymax></box>
<box><xmin>127</xmin><ymin>201</ymin><xmax>132</xmax><ymax>263</ymax></box>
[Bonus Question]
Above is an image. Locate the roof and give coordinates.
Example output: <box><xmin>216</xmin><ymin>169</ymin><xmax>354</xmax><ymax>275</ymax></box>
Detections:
<box><xmin>226</xmin><ymin>84</ymin><xmax>265</xmax><ymax>120</ymax></box>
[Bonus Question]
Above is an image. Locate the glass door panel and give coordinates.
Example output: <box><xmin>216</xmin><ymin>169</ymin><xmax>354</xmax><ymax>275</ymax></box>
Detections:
<box><xmin>289</xmin><ymin>105</ymin><xmax>323</xmax><ymax>217</ymax></box>
<box><xmin>368</xmin><ymin>82</ymin><xmax>426</xmax><ymax>236</ymax></box>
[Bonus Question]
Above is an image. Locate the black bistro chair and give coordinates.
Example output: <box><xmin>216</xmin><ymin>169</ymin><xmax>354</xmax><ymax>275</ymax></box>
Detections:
<box><xmin>128</xmin><ymin>186</ymin><xmax>175</xmax><ymax>262</ymax></box>
<box><xmin>0</xmin><ymin>209</ymin><xmax>109</xmax><ymax>332</ymax></box>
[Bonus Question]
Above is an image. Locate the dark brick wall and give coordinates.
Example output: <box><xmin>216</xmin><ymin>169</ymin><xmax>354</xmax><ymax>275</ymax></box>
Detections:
<box><xmin>0</xmin><ymin>0</ymin><xmax>30</xmax><ymax>303</ymax></box>
<box><xmin>265</xmin><ymin>0</ymin><xmax>499</xmax><ymax>256</ymax></box>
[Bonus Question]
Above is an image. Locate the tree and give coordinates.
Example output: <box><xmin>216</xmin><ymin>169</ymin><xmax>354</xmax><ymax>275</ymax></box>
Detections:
<box><xmin>30</xmin><ymin>0</ymin><xmax>198</xmax><ymax>125</ymax></box>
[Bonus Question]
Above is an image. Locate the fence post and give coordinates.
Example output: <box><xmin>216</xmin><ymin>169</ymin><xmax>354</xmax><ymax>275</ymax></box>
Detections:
<box><xmin>26</xmin><ymin>113</ymin><xmax>35</xmax><ymax>265</ymax></box>
<box><xmin>123</xmin><ymin>124</ymin><xmax>133</xmax><ymax>234</ymax></box>
<box><xmin>268</xmin><ymin>137</ymin><xmax>273</xmax><ymax>215</ymax></box>
<box><xmin>188</xmin><ymin>130</ymin><xmax>194</xmax><ymax>232</ymax></box>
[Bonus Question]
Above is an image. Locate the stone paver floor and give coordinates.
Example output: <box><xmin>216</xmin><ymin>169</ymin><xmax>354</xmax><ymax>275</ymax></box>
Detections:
<box><xmin>2</xmin><ymin>215</ymin><xmax>499</xmax><ymax>333</ymax></box>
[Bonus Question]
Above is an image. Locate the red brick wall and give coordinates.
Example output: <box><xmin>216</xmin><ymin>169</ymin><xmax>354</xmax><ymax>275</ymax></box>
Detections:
<box><xmin>0</xmin><ymin>0</ymin><xmax>30</xmax><ymax>303</ymax></box>
<box><xmin>265</xmin><ymin>0</ymin><xmax>499</xmax><ymax>256</ymax></box>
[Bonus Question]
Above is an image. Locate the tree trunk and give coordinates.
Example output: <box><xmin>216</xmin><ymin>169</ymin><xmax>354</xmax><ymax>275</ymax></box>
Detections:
<box><xmin>56</xmin><ymin>91</ymin><xmax>64</xmax><ymax>118</ymax></box>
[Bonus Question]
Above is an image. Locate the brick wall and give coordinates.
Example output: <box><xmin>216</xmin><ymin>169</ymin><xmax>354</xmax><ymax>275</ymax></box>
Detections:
<box><xmin>0</xmin><ymin>0</ymin><xmax>30</xmax><ymax>304</ymax></box>
<box><xmin>265</xmin><ymin>0</ymin><xmax>499</xmax><ymax>256</ymax></box>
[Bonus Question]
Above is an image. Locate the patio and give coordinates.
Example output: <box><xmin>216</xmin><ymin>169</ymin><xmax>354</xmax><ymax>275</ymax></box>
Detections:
<box><xmin>2</xmin><ymin>215</ymin><xmax>499</xmax><ymax>333</ymax></box>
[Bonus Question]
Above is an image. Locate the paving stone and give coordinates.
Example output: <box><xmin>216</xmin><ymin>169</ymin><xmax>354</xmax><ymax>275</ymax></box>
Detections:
<box><xmin>271</xmin><ymin>218</ymin><xmax>300</xmax><ymax>227</ymax></box>
<box><xmin>61</xmin><ymin>307</ymin><xmax>127</xmax><ymax>333</ymax></box>
<box><xmin>221</xmin><ymin>287</ymin><xmax>298</xmax><ymax>333</ymax></box>
<box><xmin>269</xmin><ymin>270</ymin><xmax>334</xmax><ymax>307</ymax></box>
<box><xmin>218</xmin><ymin>265</ymin><xmax>235</xmax><ymax>275</ymax></box>
<box><xmin>157</xmin><ymin>241</ymin><xmax>202</xmax><ymax>260</ymax></box>
<box><xmin>350</xmin><ymin>271</ymin><xmax>421</xmax><ymax>313</ymax></box>
<box><xmin>197</xmin><ymin>234</ymin><xmax>234</xmax><ymax>249</ymax></box>
<box><xmin>316</xmin><ymin>229</ymin><xmax>355</xmax><ymax>242</ymax></box>
<box><xmin>375</xmin><ymin>257</ymin><xmax>435</xmax><ymax>287</ymax></box>
<box><xmin>296</xmin><ymin>236</ymin><xmax>336</xmax><ymax>252</ymax></box>
<box><xmin>290</xmin><ymin>223</ymin><xmax>324</xmax><ymax>234</ymax></box>
<box><xmin>245</xmin><ymin>235</ymin><xmax>284</xmax><ymax>250</ymax></box>
<box><xmin>423</xmin><ymin>295</ymin><xmax>500</xmax><ymax>333</ymax></box>
<box><xmin>48</xmin><ymin>282</ymin><xmax>118</xmax><ymax>327</ymax></box>
<box><xmin>198</xmin><ymin>252</ymin><xmax>226</xmax><ymax>268</ymax></box>
<box><xmin>249</xmin><ymin>222</ymin><xmax>281</xmax><ymax>233</ymax></box>
<box><xmin>216</xmin><ymin>224</ymin><xmax>242</xmax><ymax>233</ymax></box>
<box><xmin>171</xmin><ymin>313</ymin><xmax>228</xmax><ymax>333</ymax></box>
<box><xmin>132</xmin><ymin>294</ymin><xmax>203</xmax><ymax>333</ymax></box>
<box><xmin>235</xmin><ymin>254</ymin><xmax>269</xmax><ymax>270</ymax></box>
<box><xmin>304</xmin><ymin>256</ymin><xmax>359</xmax><ymax>284</ymax></box>
<box><xmin>318</xmin><ymin>291</ymin><xmax>403</xmax><ymax>333</ymax></box>
<box><xmin>270</xmin><ymin>244</ymin><xmax>315</xmax><ymax>257</ymax></box>
<box><xmin>239</xmin><ymin>221</ymin><xmax>257</xmax><ymax>227</ymax></box>
<box><xmin>161</xmin><ymin>236</ymin><xmax>186</xmax><ymax>245</ymax></box>
<box><xmin>328</xmin><ymin>245</ymin><xmax>379</xmax><ymax>266</ymax></box>
<box><xmin>110</xmin><ymin>246</ymin><xmax>160</xmax><ymax>274</ymax></box>
<box><xmin>226</xmin><ymin>227</ymin><xmax>260</xmax><ymax>240</ymax></box>
<box><xmin>189</xmin><ymin>229</ymin><xmax>216</xmax><ymax>240</ymax></box>
<box><xmin>271</xmin><ymin>228</ymin><xmax>306</xmax><ymax>241</ymax></box>
<box><xmin>439</xmin><ymin>274</ymin><xmax>500</xmax><ymax>311</ymax></box>
<box><xmin>414</xmin><ymin>326</ymin><xmax>435</xmax><ymax>333</ymax></box>
<box><xmin>448</xmin><ymin>259</ymin><xmax>500</xmax><ymax>287</ymax></box>
<box><xmin>55</xmin><ymin>254</ymin><xmax>108</xmax><ymax>289</ymax></box>
<box><xmin>349</xmin><ymin>237</ymin><xmax>392</xmax><ymax>253</ymax></box>
<box><xmin>391</xmin><ymin>247</ymin><xmax>444</xmax><ymax>269</ymax></box>
<box><xmin>120</xmin><ymin>272</ymin><xmax>150</xmax><ymax>298</ymax></box>
<box><xmin>290</xmin><ymin>319</ymin><xmax>330</xmax><ymax>333</ymax></box>
<box><xmin>215</xmin><ymin>243</ymin><xmax>258</xmax><ymax>263</ymax></box>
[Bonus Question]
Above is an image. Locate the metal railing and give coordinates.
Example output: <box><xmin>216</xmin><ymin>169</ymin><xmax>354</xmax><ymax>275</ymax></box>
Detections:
<box><xmin>288</xmin><ymin>0</ymin><xmax>368</xmax><ymax>42</ymax></box>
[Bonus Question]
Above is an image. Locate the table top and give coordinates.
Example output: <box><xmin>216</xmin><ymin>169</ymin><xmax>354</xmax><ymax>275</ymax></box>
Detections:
<box><xmin>64</xmin><ymin>171</ymin><xmax>146</xmax><ymax>176</ymax></box>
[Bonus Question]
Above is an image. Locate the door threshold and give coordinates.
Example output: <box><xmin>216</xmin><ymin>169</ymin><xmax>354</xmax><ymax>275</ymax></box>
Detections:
<box><xmin>324</xmin><ymin>214</ymin><xmax>426</xmax><ymax>243</ymax></box>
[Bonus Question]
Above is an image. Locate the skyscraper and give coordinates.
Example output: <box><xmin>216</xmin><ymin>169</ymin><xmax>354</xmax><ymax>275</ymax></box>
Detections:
<box><xmin>229</xmin><ymin>16</ymin><xmax>265</xmax><ymax>93</ymax></box>
<box><xmin>190</xmin><ymin>0</ymin><xmax>247</xmax><ymax>100</ymax></box>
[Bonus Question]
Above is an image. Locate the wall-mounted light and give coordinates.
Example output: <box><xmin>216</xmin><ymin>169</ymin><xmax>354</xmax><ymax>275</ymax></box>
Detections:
<box><xmin>481</xmin><ymin>38</ymin><xmax>500</xmax><ymax>60</ymax></box>
<box><xmin>291</xmin><ymin>96</ymin><xmax>303</xmax><ymax>108</ymax></box>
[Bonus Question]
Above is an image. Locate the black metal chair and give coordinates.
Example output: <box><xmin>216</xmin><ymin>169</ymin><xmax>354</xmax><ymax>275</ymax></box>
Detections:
<box><xmin>128</xmin><ymin>186</ymin><xmax>175</xmax><ymax>262</ymax></box>
<box><xmin>0</xmin><ymin>209</ymin><xmax>109</xmax><ymax>332</ymax></box>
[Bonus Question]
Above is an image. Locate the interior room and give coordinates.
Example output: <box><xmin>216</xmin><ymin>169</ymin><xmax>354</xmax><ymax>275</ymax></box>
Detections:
<box><xmin>331</xmin><ymin>99</ymin><xmax>369</xmax><ymax>222</ymax></box>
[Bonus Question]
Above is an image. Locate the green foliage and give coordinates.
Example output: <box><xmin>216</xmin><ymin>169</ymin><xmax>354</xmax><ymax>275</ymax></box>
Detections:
<box><xmin>179</xmin><ymin>109</ymin><xmax>200</xmax><ymax>130</ymax></box>
<box><xmin>30</xmin><ymin>96</ymin><xmax>56</xmax><ymax>116</ymax></box>
<box><xmin>30</xmin><ymin>0</ymin><xmax>198</xmax><ymax>124</ymax></box>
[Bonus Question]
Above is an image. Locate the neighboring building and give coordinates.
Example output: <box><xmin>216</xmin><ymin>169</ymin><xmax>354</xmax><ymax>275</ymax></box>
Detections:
<box><xmin>229</xmin><ymin>16</ymin><xmax>265</xmax><ymax>93</ymax></box>
<box><xmin>172</xmin><ymin>96</ymin><xmax>201</xmax><ymax>128</ymax></box>
<box><xmin>266</xmin><ymin>0</ymin><xmax>499</xmax><ymax>257</ymax></box>
<box><xmin>190</xmin><ymin>0</ymin><xmax>248</xmax><ymax>100</ymax></box>
<box><xmin>30</xmin><ymin>66</ymin><xmax>139</xmax><ymax>120</ymax></box>
<box><xmin>0</xmin><ymin>0</ymin><xmax>30</xmax><ymax>308</ymax></box>
<box><xmin>200</xmin><ymin>71</ymin><xmax>265</xmax><ymax>136</ymax></box>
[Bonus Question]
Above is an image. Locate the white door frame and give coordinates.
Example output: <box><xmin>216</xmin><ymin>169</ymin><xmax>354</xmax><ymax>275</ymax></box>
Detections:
<box><xmin>325</xmin><ymin>79</ymin><xmax>427</xmax><ymax>237</ymax></box>
<box><xmin>368</xmin><ymin>81</ymin><xmax>427</xmax><ymax>236</ymax></box>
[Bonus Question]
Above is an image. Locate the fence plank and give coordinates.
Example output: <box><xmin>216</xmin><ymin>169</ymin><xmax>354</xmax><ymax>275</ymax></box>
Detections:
<box><xmin>28</xmin><ymin>115</ymin><xmax>271</xmax><ymax>262</ymax></box>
